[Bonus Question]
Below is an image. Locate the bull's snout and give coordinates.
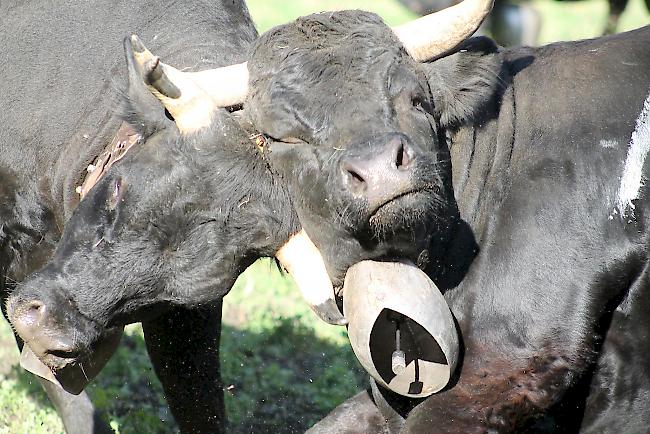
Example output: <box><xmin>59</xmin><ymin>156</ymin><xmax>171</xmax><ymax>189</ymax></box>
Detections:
<box><xmin>340</xmin><ymin>134</ymin><xmax>416</xmax><ymax>212</ymax></box>
<box><xmin>9</xmin><ymin>299</ymin><xmax>75</xmax><ymax>359</ymax></box>
<box><xmin>9</xmin><ymin>292</ymin><xmax>124</xmax><ymax>394</ymax></box>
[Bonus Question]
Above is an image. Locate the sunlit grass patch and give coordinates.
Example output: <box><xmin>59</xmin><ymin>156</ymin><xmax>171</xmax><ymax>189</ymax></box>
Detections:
<box><xmin>532</xmin><ymin>0</ymin><xmax>650</xmax><ymax>44</ymax></box>
<box><xmin>221</xmin><ymin>260</ymin><xmax>366</xmax><ymax>433</ymax></box>
<box><xmin>0</xmin><ymin>320</ymin><xmax>64</xmax><ymax>434</ymax></box>
<box><xmin>247</xmin><ymin>0</ymin><xmax>417</xmax><ymax>31</ymax></box>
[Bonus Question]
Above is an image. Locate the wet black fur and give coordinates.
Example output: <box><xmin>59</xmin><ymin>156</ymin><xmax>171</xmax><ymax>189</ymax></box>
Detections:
<box><xmin>1</xmin><ymin>1</ymin><xmax>283</xmax><ymax>433</ymax></box>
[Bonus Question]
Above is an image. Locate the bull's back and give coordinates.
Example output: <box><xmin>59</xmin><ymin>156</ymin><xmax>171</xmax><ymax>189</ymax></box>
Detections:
<box><xmin>505</xmin><ymin>26</ymin><xmax>650</xmax><ymax>225</ymax></box>
<box><xmin>0</xmin><ymin>0</ymin><xmax>256</xmax><ymax>205</ymax></box>
<box><xmin>509</xmin><ymin>25</ymin><xmax>650</xmax><ymax>152</ymax></box>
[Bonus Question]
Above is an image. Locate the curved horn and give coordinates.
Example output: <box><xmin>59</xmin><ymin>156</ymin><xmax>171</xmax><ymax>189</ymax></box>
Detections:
<box><xmin>130</xmin><ymin>35</ymin><xmax>217</xmax><ymax>133</ymax></box>
<box><xmin>276</xmin><ymin>229</ymin><xmax>348</xmax><ymax>326</ymax></box>
<box><xmin>392</xmin><ymin>0</ymin><xmax>494</xmax><ymax>61</ymax></box>
<box><xmin>128</xmin><ymin>35</ymin><xmax>248</xmax><ymax>132</ymax></box>
<box><xmin>189</xmin><ymin>63</ymin><xmax>249</xmax><ymax>108</ymax></box>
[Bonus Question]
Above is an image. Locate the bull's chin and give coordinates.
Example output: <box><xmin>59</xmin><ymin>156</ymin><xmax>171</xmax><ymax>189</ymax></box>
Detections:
<box><xmin>20</xmin><ymin>327</ymin><xmax>123</xmax><ymax>395</ymax></box>
<box><xmin>367</xmin><ymin>190</ymin><xmax>439</xmax><ymax>240</ymax></box>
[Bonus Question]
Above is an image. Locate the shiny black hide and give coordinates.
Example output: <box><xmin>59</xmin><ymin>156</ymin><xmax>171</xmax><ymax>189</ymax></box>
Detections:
<box><xmin>0</xmin><ymin>1</ymin><xmax>293</xmax><ymax>433</ymax></box>
<box><xmin>244</xmin><ymin>14</ymin><xmax>650</xmax><ymax>433</ymax></box>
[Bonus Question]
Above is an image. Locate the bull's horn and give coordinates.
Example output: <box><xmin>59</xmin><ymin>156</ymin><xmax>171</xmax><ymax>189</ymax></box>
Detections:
<box><xmin>188</xmin><ymin>63</ymin><xmax>249</xmax><ymax>108</ymax></box>
<box><xmin>128</xmin><ymin>35</ymin><xmax>248</xmax><ymax>133</ymax></box>
<box><xmin>392</xmin><ymin>0</ymin><xmax>494</xmax><ymax>61</ymax></box>
<box><xmin>131</xmin><ymin>35</ymin><xmax>248</xmax><ymax>113</ymax></box>
<box><xmin>129</xmin><ymin>35</ymin><xmax>215</xmax><ymax>133</ymax></box>
<box><xmin>276</xmin><ymin>229</ymin><xmax>347</xmax><ymax>326</ymax></box>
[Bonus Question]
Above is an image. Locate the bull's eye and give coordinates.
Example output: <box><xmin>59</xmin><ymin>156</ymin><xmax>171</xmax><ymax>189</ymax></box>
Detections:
<box><xmin>278</xmin><ymin>137</ymin><xmax>307</xmax><ymax>145</ymax></box>
<box><xmin>412</xmin><ymin>96</ymin><xmax>423</xmax><ymax>109</ymax></box>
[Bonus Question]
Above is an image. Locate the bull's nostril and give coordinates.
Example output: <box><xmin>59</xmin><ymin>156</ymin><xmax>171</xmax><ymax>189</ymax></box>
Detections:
<box><xmin>28</xmin><ymin>300</ymin><xmax>44</xmax><ymax>313</ymax></box>
<box><xmin>10</xmin><ymin>299</ymin><xmax>47</xmax><ymax>345</ymax></box>
<box><xmin>348</xmin><ymin>169</ymin><xmax>365</xmax><ymax>185</ymax></box>
<box><xmin>28</xmin><ymin>300</ymin><xmax>44</xmax><ymax>310</ymax></box>
<box><xmin>22</xmin><ymin>301</ymin><xmax>46</xmax><ymax>327</ymax></box>
<box><xmin>396</xmin><ymin>142</ymin><xmax>412</xmax><ymax>171</ymax></box>
<box><xmin>342</xmin><ymin>163</ymin><xmax>367</xmax><ymax>194</ymax></box>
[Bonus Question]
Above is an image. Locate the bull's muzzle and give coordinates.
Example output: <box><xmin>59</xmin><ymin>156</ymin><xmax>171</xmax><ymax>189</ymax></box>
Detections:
<box><xmin>19</xmin><ymin>327</ymin><xmax>123</xmax><ymax>395</ymax></box>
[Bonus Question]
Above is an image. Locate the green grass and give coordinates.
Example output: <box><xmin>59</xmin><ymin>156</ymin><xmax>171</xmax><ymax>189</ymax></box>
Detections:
<box><xmin>532</xmin><ymin>0</ymin><xmax>650</xmax><ymax>43</ymax></box>
<box><xmin>0</xmin><ymin>261</ymin><xmax>366</xmax><ymax>434</ymax></box>
<box><xmin>2</xmin><ymin>0</ymin><xmax>649</xmax><ymax>432</ymax></box>
<box><xmin>243</xmin><ymin>0</ymin><xmax>650</xmax><ymax>70</ymax></box>
<box><xmin>246</xmin><ymin>0</ymin><xmax>649</xmax><ymax>41</ymax></box>
<box><xmin>247</xmin><ymin>0</ymin><xmax>417</xmax><ymax>30</ymax></box>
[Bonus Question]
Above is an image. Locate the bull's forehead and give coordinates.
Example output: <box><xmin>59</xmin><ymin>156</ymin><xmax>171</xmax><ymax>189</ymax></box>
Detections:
<box><xmin>246</xmin><ymin>10</ymin><xmax>418</xmax><ymax>146</ymax></box>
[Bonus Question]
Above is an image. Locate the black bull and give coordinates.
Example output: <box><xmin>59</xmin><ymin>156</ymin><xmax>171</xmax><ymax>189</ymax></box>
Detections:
<box><xmin>4</xmin><ymin>5</ymin><xmax>650</xmax><ymax>434</ymax></box>
<box><xmin>247</xmin><ymin>19</ymin><xmax>650</xmax><ymax>432</ymax></box>
<box><xmin>0</xmin><ymin>0</ymin><xmax>260</xmax><ymax>432</ymax></box>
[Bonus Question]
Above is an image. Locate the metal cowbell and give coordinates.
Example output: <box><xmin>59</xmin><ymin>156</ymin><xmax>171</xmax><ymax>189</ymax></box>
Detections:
<box><xmin>343</xmin><ymin>260</ymin><xmax>459</xmax><ymax>398</ymax></box>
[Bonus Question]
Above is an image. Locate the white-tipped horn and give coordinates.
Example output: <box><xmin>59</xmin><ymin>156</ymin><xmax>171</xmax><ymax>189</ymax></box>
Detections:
<box><xmin>276</xmin><ymin>229</ymin><xmax>347</xmax><ymax>326</ymax></box>
<box><xmin>393</xmin><ymin>0</ymin><xmax>494</xmax><ymax>61</ymax></box>
<box><xmin>129</xmin><ymin>35</ymin><xmax>249</xmax><ymax>133</ymax></box>
<box><xmin>130</xmin><ymin>35</ymin><xmax>216</xmax><ymax>133</ymax></box>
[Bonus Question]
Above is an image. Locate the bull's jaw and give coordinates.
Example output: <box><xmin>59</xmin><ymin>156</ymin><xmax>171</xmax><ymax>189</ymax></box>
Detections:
<box><xmin>19</xmin><ymin>327</ymin><xmax>123</xmax><ymax>395</ymax></box>
<box><xmin>267</xmin><ymin>142</ymin><xmax>436</xmax><ymax>285</ymax></box>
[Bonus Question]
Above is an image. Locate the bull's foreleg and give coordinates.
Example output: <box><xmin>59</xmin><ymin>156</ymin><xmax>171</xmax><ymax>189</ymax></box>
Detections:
<box><xmin>142</xmin><ymin>301</ymin><xmax>225</xmax><ymax>434</ymax></box>
<box><xmin>578</xmin><ymin>269</ymin><xmax>650</xmax><ymax>433</ymax></box>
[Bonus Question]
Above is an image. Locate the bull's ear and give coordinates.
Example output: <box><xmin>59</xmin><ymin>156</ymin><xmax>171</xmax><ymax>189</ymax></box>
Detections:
<box><xmin>120</xmin><ymin>37</ymin><xmax>176</xmax><ymax>139</ymax></box>
<box><xmin>420</xmin><ymin>36</ymin><xmax>502</xmax><ymax>128</ymax></box>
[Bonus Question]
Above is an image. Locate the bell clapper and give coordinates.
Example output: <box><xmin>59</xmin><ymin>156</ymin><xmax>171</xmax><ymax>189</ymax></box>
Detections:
<box><xmin>407</xmin><ymin>358</ymin><xmax>424</xmax><ymax>395</ymax></box>
<box><xmin>391</xmin><ymin>319</ymin><xmax>406</xmax><ymax>375</ymax></box>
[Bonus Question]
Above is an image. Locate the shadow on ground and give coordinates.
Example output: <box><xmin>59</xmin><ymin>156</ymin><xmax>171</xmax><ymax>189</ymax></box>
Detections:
<box><xmin>2</xmin><ymin>317</ymin><xmax>366</xmax><ymax>434</ymax></box>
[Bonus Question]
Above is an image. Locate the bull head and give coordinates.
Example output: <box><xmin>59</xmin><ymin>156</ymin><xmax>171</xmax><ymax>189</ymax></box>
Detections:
<box><xmin>130</xmin><ymin>35</ymin><xmax>345</xmax><ymax>325</ymax></box>
<box><xmin>130</xmin><ymin>0</ymin><xmax>493</xmax><ymax>323</ymax></box>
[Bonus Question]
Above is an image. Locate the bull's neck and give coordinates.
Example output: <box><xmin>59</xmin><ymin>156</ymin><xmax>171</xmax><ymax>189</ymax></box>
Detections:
<box><xmin>203</xmin><ymin>131</ymin><xmax>301</xmax><ymax>262</ymax></box>
<box><xmin>449</xmin><ymin>83</ymin><xmax>517</xmax><ymax>246</ymax></box>
<box><xmin>430</xmin><ymin>84</ymin><xmax>517</xmax><ymax>290</ymax></box>
<box><xmin>0</xmin><ymin>114</ymin><xmax>114</xmax><ymax>282</ymax></box>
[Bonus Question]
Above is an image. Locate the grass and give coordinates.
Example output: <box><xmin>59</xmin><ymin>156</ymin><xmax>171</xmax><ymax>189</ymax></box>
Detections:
<box><xmin>246</xmin><ymin>0</ymin><xmax>649</xmax><ymax>39</ymax></box>
<box><xmin>0</xmin><ymin>261</ymin><xmax>367</xmax><ymax>433</ymax></box>
<box><xmin>532</xmin><ymin>0</ymin><xmax>650</xmax><ymax>43</ymax></box>
<box><xmin>1</xmin><ymin>0</ymin><xmax>649</xmax><ymax>433</ymax></box>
